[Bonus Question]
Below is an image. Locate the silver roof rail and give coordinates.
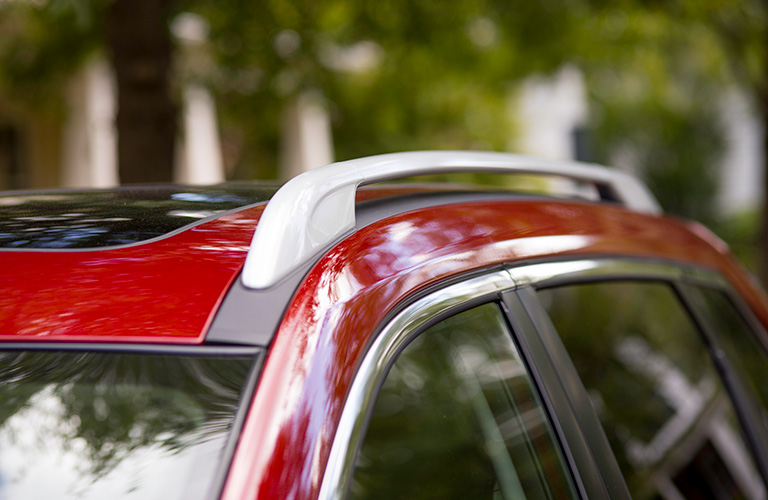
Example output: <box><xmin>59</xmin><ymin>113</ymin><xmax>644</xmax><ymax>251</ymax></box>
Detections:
<box><xmin>241</xmin><ymin>151</ymin><xmax>661</xmax><ymax>289</ymax></box>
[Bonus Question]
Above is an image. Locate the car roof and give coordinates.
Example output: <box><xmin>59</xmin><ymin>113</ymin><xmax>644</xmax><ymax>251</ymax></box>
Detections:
<box><xmin>0</xmin><ymin>190</ymin><xmax>750</xmax><ymax>345</ymax></box>
<box><xmin>0</xmin><ymin>200</ymin><xmax>266</xmax><ymax>343</ymax></box>
<box><xmin>1</xmin><ymin>151</ymin><xmax>763</xmax><ymax>345</ymax></box>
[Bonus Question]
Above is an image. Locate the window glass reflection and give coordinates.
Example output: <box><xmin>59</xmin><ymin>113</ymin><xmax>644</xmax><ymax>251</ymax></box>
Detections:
<box><xmin>688</xmin><ymin>286</ymin><xmax>768</xmax><ymax>431</ymax></box>
<box><xmin>0</xmin><ymin>350</ymin><xmax>254</xmax><ymax>500</ymax></box>
<box><xmin>350</xmin><ymin>304</ymin><xmax>575</xmax><ymax>500</ymax></box>
<box><xmin>539</xmin><ymin>282</ymin><xmax>765</xmax><ymax>500</ymax></box>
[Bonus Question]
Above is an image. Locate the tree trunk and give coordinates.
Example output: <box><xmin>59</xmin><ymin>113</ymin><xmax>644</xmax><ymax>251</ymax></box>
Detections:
<box><xmin>105</xmin><ymin>0</ymin><xmax>176</xmax><ymax>184</ymax></box>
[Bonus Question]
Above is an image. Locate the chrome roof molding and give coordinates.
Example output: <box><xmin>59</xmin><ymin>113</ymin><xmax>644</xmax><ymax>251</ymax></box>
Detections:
<box><xmin>241</xmin><ymin>151</ymin><xmax>662</xmax><ymax>289</ymax></box>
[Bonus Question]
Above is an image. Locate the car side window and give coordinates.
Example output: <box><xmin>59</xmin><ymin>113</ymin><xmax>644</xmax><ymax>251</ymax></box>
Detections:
<box><xmin>349</xmin><ymin>303</ymin><xmax>577</xmax><ymax>500</ymax></box>
<box><xmin>687</xmin><ymin>285</ymin><xmax>768</xmax><ymax>429</ymax></box>
<box><xmin>539</xmin><ymin>281</ymin><xmax>765</xmax><ymax>500</ymax></box>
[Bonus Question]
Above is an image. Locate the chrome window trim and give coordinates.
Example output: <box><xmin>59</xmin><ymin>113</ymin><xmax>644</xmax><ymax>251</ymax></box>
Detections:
<box><xmin>318</xmin><ymin>257</ymin><xmax>734</xmax><ymax>500</ymax></box>
<box><xmin>318</xmin><ymin>270</ymin><xmax>515</xmax><ymax>500</ymax></box>
<box><xmin>508</xmin><ymin>258</ymin><xmax>728</xmax><ymax>289</ymax></box>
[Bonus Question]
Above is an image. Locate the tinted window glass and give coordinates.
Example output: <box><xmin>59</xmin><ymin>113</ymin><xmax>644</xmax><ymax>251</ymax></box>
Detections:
<box><xmin>0</xmin><ymin>350</ymin><xmax>255</xmax><ymax>499</ymax></box>
<box><xmin>539</xmin><ymin>282</ymin><xmax>765</xmax><ymax>500</ymax></box>
<box><xmin>350</xmin><ymin>303</ymin><xmax>575</xmax><ymax>500</ymax></box>
<box><xmin>688</xmin><ymin>286</ymin><xmax>768</xmax><ymax>429</ymax></box>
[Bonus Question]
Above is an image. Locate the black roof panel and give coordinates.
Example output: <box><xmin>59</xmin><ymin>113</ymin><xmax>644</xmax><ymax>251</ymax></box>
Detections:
<box><xmin>0</xmin><ymin>185</ymin><xmax>278</xmax><ymax>249</ymax></box>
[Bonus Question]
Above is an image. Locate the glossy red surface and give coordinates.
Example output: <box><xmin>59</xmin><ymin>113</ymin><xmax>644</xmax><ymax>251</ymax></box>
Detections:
<box><xmin>223</xmin><ymin>199</ymin><xmax>768</xmax><ymax>500</ymax></box>
<box><xmin>0</xmin><ymin>205</ymin><xmax>264</xmax><ymax>343</ymax></box>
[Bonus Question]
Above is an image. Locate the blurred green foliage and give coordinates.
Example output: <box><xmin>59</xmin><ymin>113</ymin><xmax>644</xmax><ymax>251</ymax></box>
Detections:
<box><xmin>0</xmin><ymin>0</ymin><xmax>764</xmax><ymax>224</ymax></box>
<box><xmin>712</xmin><ymin>208</ymin><xmax>762</xmax><ymax>273</ymax></box>
<box><xmin>189</xmin><ymin>0</ymin><xmax>581</xmax><ymax>178</ymax></box>
<box><xmin>0</xmin><ymin>0</ymin><xmax>106</xmax><ymax>114</ymax></box>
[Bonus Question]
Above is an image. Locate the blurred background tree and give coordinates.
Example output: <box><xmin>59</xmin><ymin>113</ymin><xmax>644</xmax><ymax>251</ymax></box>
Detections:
<box><xmin>0</xmin><ymin>0</ymin><xmax>764</xmax><ymax>274</ymax></box>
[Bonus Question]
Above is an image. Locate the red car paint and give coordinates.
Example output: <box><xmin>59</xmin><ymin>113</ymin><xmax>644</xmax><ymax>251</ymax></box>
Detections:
<box><xmin>0</xmin><ymin>205</ymin><xmax>264</xmax><ymax>343</ymax></box>
<box><xmin>222</xmin><ymin>199</ymin><xmax>768</xmax><ymax>500</ymax></box>
<box><xmin>4</xmin><ymin>188</ymin><xmax>768</xmax><ymax>500</ymax></box>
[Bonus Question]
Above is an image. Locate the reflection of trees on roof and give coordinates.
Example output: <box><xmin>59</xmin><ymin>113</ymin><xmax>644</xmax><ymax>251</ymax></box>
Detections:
<box><xmin>0</xmin><ymin>186</ymin><xmax>276</xmax><ymax>248</ymax></box>
<box><xmin>0</xmin><ymin>351</ymin><xmax>253</xmax><ymax>498</ymax></box>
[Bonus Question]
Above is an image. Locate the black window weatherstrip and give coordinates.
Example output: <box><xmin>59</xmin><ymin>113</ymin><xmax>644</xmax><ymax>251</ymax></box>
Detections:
<box><xmin>0</xmin><ymin>342</ymin><xmax>265</xmax><ymax>500</ymax></box>
<box><xmin>502</xmin><ymin>289</ymin><xmax>615</xmax><ymax>500</ymax></box>
<box><xmin>317</xmin><ymin>270</ymin><xmax>610</xmax><ymax>500</ymax></box>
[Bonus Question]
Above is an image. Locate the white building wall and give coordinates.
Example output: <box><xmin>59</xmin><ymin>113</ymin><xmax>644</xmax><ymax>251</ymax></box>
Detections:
<box><xmin>61</xmin><ymin>58</ymin><xmax>118</xmax><ymax>188</ymax></box>
<box><xmin>514</xmin><ymin>66</ymin><xmax>588</xmax><ymax>161</ymax></box>
<box><xmin>718</xmin><ymin>91</ymin><xmax>764</xmax><ymax>215</ymax></box>
<box><xmin>513</xmin><ymin>66</ymin><xmax>764</xmax><ymax>216</ymax></box>
<box><xmin>175</xmin><ymin>84</ymin><xmax>225</xmax><ymax>184</ymax></box>
<box><xmin>279</xmin><ymin>91</ymin><xmax>334</xmax><ymax>179</ymax></box>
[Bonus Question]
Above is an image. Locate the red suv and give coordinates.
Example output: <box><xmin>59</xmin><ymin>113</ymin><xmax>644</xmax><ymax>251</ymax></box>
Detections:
<box><xmin>2</xmin><ymin>151</ymin><xmax>768</xmax><ymax>500</ymax></box>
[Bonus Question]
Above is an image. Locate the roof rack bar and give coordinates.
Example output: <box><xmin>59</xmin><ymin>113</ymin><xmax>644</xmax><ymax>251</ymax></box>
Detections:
<box><xmin>241</xmin><ymin>151</ymin><xmax>661</xmax><ymax>289</ymax></box>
